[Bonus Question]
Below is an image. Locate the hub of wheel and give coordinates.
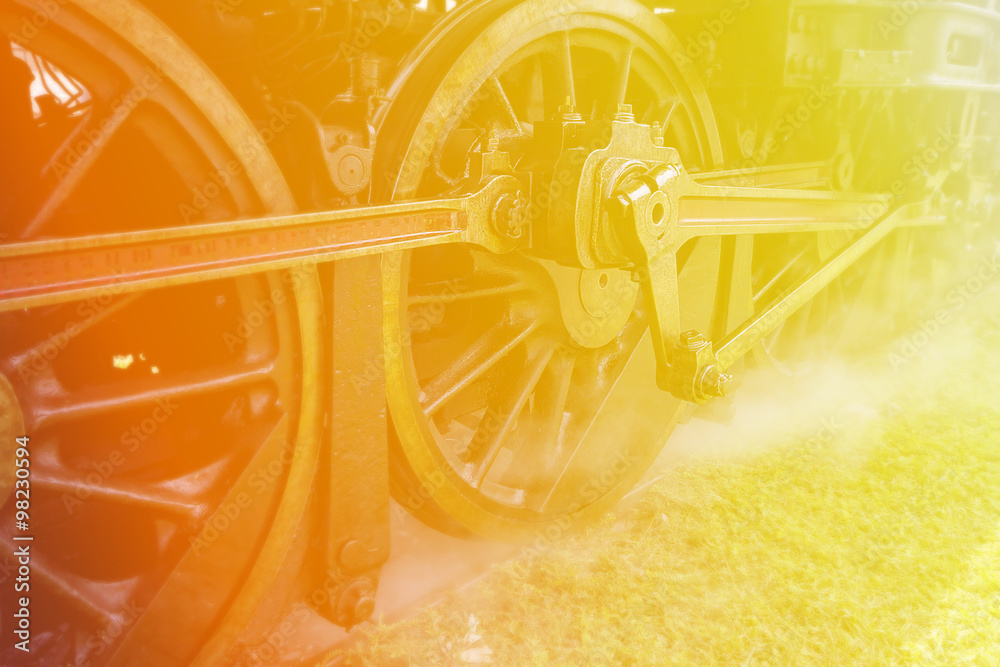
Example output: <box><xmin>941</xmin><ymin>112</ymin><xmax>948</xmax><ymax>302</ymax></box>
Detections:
<box><xmin>526</xmin><ymin>116</ymin><xmax>727</xmax><ymax>403</ymax></box>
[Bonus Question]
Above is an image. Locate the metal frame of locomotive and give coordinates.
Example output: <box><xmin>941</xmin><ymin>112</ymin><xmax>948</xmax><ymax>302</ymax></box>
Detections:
<box><xmin>0</xmin><ymin>0</ymin><xmax>996</xmax><ymax>664</ymax></box>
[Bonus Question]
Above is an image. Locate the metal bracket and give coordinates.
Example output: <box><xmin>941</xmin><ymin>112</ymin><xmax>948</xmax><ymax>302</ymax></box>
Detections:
<box><xmin>607</xmin><ymin>164</ymin><xmax>731</xmax><ymax>404</ymax></box>
<box><xmin>602</xmin><ymin>138</ymin><xmax>942</xmax><ymax>403</ymax></box>
<box><xmin>326</xmin><ymin>255</ymin><xmax>389</xmax><ymax>627</ymax></box>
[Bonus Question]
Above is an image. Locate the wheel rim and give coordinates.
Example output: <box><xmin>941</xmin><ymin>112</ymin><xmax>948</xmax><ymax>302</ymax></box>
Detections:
<box><xmin>376</xmin><ymin>0</ymin><xmax>726</xmax><ymax>540</ymax></box>
<box><xmin>0</xmin><ymin>2</ymin><xmax>321</xmax><ymax>664</ymax></box>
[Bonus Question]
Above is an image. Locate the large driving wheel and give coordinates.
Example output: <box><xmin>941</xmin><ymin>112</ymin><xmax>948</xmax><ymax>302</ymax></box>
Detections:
<box><xmin>375</xmin><ymin>0</ymin><xmax>732</xmax><ymax>540</ymax></box>
<box><xmin>0</xmin><ymin>1</ymin><xmax>322</xmax><ymax>665</ymax></box>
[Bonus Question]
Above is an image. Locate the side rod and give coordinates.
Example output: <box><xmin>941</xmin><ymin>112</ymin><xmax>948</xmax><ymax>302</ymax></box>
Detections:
<box><xmin>0</xmin><ymin>177</ymin><xmax>520</xmax><ymax>313</ymax></box>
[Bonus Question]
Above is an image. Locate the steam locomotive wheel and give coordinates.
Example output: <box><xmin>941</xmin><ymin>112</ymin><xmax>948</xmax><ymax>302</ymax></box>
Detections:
<box><xmin>377</xmin><ymin>0</ymin><xmax>732</xmax><ymax>540</ymax></box>
<box><xmin>0</xmin><ymin>2</ymin><xmax>321</xmax><ymax>665</ymax></box>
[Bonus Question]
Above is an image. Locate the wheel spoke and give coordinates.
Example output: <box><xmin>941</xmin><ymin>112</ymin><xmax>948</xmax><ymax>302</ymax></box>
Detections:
<box><xmin>24</xmin><ymin>101</ymin><xmax>138</xmax><ymax>237</ymax></box>
<box><xmin>1</xmin><ymin>2</ymin><xmax>316</xmax><ymax>662</ymax></box>
<box><xmin>539</xmin><ymin>32</ymin><xmax>577</xmax><ymax>115</ymax></box>
<box><xmin>467</xmin><ymin>342</ymin><xmax>555</xmax><ymax>485</ymax></box>
<box><xmin>34</xmin><ymin>472</ymin><xmax>209</xmax><ymax>517</ymax></box>
<box><xmin>809</xmin><ymin>286</ymin><xmax>829</xmax><ymax>338</ymax></box>
<box><xmin>28</xmin><ymin>362</ymin><xmax>275</xmax><ymax>430</ymax></box>
<box><xmin>661</xmin><ymin>100</ymin><xmax>681</xmax><ymax>128</ymax></box>
<box><xmin>0</xmin><ymin>539</ymin><xmax>121</xmax><ymax>626</ymax></box>
<box><xmin>827</xmin><ymin>279</ymin><xmax>848</xmax><ymax>327</ymax></box>
<box><xmin>484</xmin><ymin>75</ymin><xmax>526</xmax><ymax>138</ymax></box>
<box><xmin>611</xmin><ymin>44</ymin><xmax>634</xmax><ymax>110</ymax></box>
<box><xmin>886</xmin><ymin>232</ymin><xmax>916</xmax><ymax>315</ymax></box>
<box><xmin>522</xmin><ymin>348</ymin><xmax>576</xmax><ymax>477</ymax></box>
<box><xmin>381</xmin><ymin>1</ymin><xmax>725</xmax><ymax>536</ymax></box>
<box><xmin>639</xmin><ymin>98</ymin><xmax>675</xmax><ymax>126</ymax></box>
<box><xmin>407</xmin><ymin>277</ymin><xmax>531</xmax><ymax>307</ymax></box>
<box><xmin>9</xmin><ymin>293</ymin><xmax>142</xmax><ymax>368</ymax></box>
<box><xmin>769</xmin><ymin>300</ymin><xmax>813</xmax><ymax>361</ymax></box>
<box><xmin>35</xmin><ymin>559</ymin><xmax>123</xmax><ymax>626</ymax></box>
<box><xmin>559</xmin><ymin>31</ymin><xmax>577</xmax><ymax>107</ymax></box>
<box><xmin>753</xmin><ymin>246</ymin><xmax>811</xmax><ymax>305</ymax></box>
<box><xmin>420</xmin><ymin>319</ymin><xmax>538</xmax><ymax>415</ymax></box>
<box><xmin>527</xmin><ymin>57</ymin><xmax>547</xmax><ymax>122</ymax></box>
<box><xmin>828</xmin><ymin>249</ymin><xmax>890</xmax><ymax>351</ymax></box>
<box><xmin>532</xmin><ymin>325</ymin><xmax>648</xmax><ymax>511</ymax></box>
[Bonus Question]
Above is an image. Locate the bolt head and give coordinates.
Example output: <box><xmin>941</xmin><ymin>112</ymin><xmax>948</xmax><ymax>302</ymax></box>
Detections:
<box><xmin>679</xmin><ymin>330</ymin><xmax>707</xmax><ymax>349</ymax></box>
<box><xmin>353</xmin><ymin>591</ymin><xmax>376</xmax><ymax>622</ymax></box>
<box><xmin>558</xmin><ymin>103</ymin><xmax>582</xmax><ymax>122</ymax></box>
<box><xmin>339</xmin><ymin>540</ymin><xmax>369</xmax><ymax>575</ymax></box>
<box><xmin>615</xmin><ymin>104</ymin><xmax>635</xmax><ymax>122</ymax></box>
<box><xmin>606</xmin><ymin>194</ymin><xmax>633</xmax><ymax>220</ymax></box>
<box><xmin>336</xmin><ymin>580</ymin><xmax>377</xmax><ymax>627</ymax></box>
<box><xmin>715</xmin><ymin>373</ymin><xmax>734</xmax><ymax>397</ymax></box>
<box><xmin>698</xmin><ymin>366</ymin><xmax>733</xmax><ymax>399</ymax></box>
<box><xmin>492</xmin><ymin>193</ymin><xmax>528</xmax><ymax>240</ymax></box>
